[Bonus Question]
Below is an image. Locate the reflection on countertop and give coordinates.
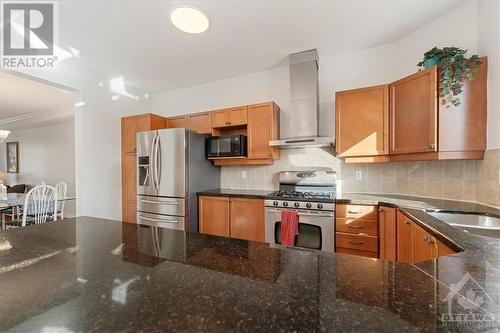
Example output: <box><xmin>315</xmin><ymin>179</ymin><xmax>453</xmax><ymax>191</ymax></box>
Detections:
<box><xmin>1</xmin><ymin>216</ymin><xmax>500</xmax><ymax>331</ymax></box>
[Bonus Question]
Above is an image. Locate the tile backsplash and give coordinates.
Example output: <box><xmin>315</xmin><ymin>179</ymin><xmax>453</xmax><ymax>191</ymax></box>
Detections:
<box><xmin>220</xmin><ymin>148</ymin><xmax>500</xmax><ymax>207</ymax></box>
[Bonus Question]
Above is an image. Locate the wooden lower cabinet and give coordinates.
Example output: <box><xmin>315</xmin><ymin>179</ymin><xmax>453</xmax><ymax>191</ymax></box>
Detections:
<box><xmin>199</xmin><ymin>196</ymin><xmax>230</xmax><ymax>237</ymax></box>
<box><xmin>396</xmin><ymin>210</ymin><xmax>458</xmax><ymax>263</ymax></box>
<box><xmin>379</xmin><ymin>206</ymin><xmax>397</xmax><ymax>261</ymax></box>
<box><xmin>230</xmin><ymin>198</ymin><xmax>264</xmax><ymax>242</ymax></box>
<box><xmin>199</xmin><ymin>196</ymin><xmax>265</xmax><ymax>242</ymax></box>
<box><xmin>124</xmin><ymin>200</ymin><xmax>137</xmax><ymax>223</ymax></box>
<box><xmin>396</xmin><ymin>211</ymin><xmax>413</xmax><ymax>263</ymax></box>
<box><xmin>337</xmin><ymin>206</ymin><xmax>459</xmax><ymax>263</ymax></box>
<box><xmin>411</xmin><ymin>221</ymin><xmax>437</xmax><ymax>263</ymax></box>
<box><xmin>335</xmin><ymin>204</ymin><xmax>379</xmax><ymax>258</ymax></box>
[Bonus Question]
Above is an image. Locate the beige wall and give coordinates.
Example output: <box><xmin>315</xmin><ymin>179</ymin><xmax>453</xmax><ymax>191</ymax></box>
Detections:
<box><xmin>221</xmin><ymin>148</ymin><xmax>500</xmax><ymax>208</ymax></box>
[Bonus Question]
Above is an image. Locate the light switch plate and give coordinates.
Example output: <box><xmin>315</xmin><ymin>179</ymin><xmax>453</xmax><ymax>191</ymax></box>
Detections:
<box><xmin>355</xmin><ymin>170</ymin><xmax>363</xmax><ymax>181</ymax></box>
<box><xmin>241</xmin><ymin>171</ymin><xmax>247</xmax><ymax>179</ymax></box>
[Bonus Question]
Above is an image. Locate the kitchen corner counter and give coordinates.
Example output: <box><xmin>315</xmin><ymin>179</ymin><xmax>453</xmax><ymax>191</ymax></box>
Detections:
<box><xmin>337</xmin><ymin>192</ymin><xmax>500</xmax><ymax>252</ymax></box>
<box><xmin>197</xmin><ymin>188</ymin><xmax>274</xmax><ymax>199</ymax></box>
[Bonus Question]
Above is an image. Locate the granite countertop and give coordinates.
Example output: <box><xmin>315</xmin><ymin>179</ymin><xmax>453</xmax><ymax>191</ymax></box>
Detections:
<box><xmin>1</xmin><ymin>214</ymin><xmax>500</xmax><ymax>332</ymax></box>
<box><xmin>197</xmin><ymin>188</ymin><xmax>274</xmax><ymax>199</ymax></box>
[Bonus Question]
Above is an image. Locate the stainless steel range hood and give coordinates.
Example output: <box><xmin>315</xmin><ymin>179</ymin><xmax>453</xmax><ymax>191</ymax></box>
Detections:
<box><xmin>269</xmin><ymin>49</ymin><xmax>334</xmax><ymax>148</ymax></box>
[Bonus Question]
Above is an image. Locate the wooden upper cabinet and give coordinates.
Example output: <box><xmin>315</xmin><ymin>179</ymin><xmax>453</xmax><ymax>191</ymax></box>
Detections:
<box><xmin>335</xmin><ymin>85</ymin><xmax>389</xmax><ymax>157</ymax></box>
<box><xmin>378</xmin><ymin>206</ymin><xmax>396</xmax><ymax>261</ymax></box>
<box><xmin>199</xmin><ymin>196</ymin><xmax>230</xmax><ymax>237</ymax></box>
<box><xmin>228</xmin><ymin>106</ymin><xmax>248</xmax><ymax>125</ymax></box>
<box><xmin>211</xmin><ymin>109</ymin><xmax>229</xmax><ymax>128</ymax></box>
<box><xmin>230</xmin><ymin>198</ymin><xmax>264</xmax><ymax>242</ymax></box>
<box><xmin>188</xmin><ymin>112</ymin><xmax>211</xmax><ymax>134</ymax></box>
<box><xmin>438</xmin><ymin>57</ymin><xmax>487</xmax><ymax>152</ymax></box>
<box><xmin>396</xmin><ymin>210</ymin><xmax>412</xmax><ymax>263</ymax></box>
<box><xmin>390</xmin><ymin>67</ymin><xmax>438</xmax><ymax>154</ymax></box>
<box><xmin>122</xmin><ymin>114</ymin><xmax>166</xmax><ymax>153</ymax></box>
<box><xmin>247</xmin><ymin>102</ymin><xmax>280</xmax><ymax>159</ymax></box>
<box><xmin>411</xmin><ymin>221</ymin><xmax>437</xmax><ymax>263</ymax></box>
<box><xmin>167</xmin><ymin>116</ymin><xmax>188</xmax><ymax>129</ymax></box>
<box><xmin>211</xmin><ymin>107</ymin><xmax>248</xmax><ymax>128</ymax></box>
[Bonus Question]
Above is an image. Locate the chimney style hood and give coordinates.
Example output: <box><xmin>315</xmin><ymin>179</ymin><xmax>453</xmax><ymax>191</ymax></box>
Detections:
<box><xmin>269</xmin><ymin>49</ymin><xmax>334</xmax><ymax>148</ymax></box>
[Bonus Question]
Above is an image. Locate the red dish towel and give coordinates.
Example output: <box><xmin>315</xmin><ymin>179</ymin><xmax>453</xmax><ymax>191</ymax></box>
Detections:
<box><xmin>280</xmin><ymin>210</ymin><xmax>299</xmax><ymax>247</ymax></box>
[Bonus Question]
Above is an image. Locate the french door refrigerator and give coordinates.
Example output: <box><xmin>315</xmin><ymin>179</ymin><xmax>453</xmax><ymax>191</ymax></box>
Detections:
<box><xmin>136</xmin><ymin>128</ymin><xmax>220</xmax><ymax>232</ymax></box>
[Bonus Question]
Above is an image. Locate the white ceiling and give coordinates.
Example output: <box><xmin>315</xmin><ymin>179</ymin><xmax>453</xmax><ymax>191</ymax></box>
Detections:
<box><xmin>0</xmin><ymin>72</ymin><xmax>76</xmax><ymax>122</ymax></box>
<box><xmin>58</xmin><ymin>0</ymin><xmax>465</xmax><ymax>93</ymax></box>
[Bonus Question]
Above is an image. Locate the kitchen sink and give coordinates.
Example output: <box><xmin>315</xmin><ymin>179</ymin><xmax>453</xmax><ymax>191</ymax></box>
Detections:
<box><xmin>426</xmin><ymin>211</ymin><xmax>500</xmax><ymax>239</ymax></box>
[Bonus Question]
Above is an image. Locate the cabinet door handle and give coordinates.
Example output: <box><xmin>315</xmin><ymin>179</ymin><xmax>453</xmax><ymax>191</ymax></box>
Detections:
<box><xmin>347</xmin><ymin>210</ymin><xmax>362</xmax><ymax>214</ymax></box>
<box><xmin>348</xmin><ymin>240</ymin><xmax>364</xmax><ymax>245</ymax></box>
<box><xmin>404</xmin><ymin>220</ymin><xmax>411</xmax><ymax>225</ymax></box>
<box><xmin>347</xmin><ymin>225</ymin><xmax>363</xmax><ymax>229</ymax></box>
<box><xmin>428</xmin><ymin>144</ymin><xmax>435</xmax><ymax>150</ymax></box>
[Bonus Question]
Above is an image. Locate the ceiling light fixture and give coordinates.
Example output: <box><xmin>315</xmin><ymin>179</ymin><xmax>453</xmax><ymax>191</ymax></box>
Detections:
<box><xmin>170</xmin><ymin>7</ymin><xmax>209</xmax><ymax>34</ymax></box>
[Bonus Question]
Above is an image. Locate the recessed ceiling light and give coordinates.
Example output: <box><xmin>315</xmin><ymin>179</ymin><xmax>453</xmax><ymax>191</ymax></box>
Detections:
<box><xmin>170</xmin><ymin>7</ymin><xmax>209</xmax><ymax>34</ymax></box>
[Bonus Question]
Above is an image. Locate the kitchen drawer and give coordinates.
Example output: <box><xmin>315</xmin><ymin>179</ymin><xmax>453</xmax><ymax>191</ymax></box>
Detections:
<box><xmin>336</xmin><ymin>232</ymin><xmax>378</xmax><ymax>253</ymax></box>
<box><xmin>336</xmin><ymin>247</ymin><xmax>379</xmax><ymax>258</ymax></box>
<box><xmin>336</xmin><ymin>217</ymin><xmax>378</xmax><ymax>236</ymax></box>
<box><xmin>336</xmin><ymin>204</ymin><xmax>378</xmax><ymax>221</ymax></box>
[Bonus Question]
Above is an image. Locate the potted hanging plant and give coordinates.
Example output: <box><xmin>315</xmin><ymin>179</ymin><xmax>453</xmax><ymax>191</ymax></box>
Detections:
<box><xmin>417</xmin><ymin>47</ymin><xmax>481</xmax><ymax>107</ymax></box>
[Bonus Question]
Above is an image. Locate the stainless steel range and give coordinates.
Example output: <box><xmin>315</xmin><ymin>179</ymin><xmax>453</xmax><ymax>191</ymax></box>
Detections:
<box><xmin>265</xmin><ymin>170</ymin><xmax>336</xmax><ymax>252</ymax></box>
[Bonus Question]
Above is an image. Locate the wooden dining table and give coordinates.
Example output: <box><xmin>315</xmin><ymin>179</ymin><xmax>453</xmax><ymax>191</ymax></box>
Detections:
<box><xmin>0</xmin><ymin>193</ymin><xmax>76</xmax><ymax>229</ymax></box>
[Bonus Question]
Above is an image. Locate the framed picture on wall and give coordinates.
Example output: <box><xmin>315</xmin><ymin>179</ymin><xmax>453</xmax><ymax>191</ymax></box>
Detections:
<box><xmin>6</xmin><ymin>142</ymin><xmax>18</xmax><ymax>173</ymax></box>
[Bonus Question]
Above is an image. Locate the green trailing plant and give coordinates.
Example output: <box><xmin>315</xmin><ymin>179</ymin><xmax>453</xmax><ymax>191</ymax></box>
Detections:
<box><xmin>417</xmin><ymin>47</ymin><xmax>481</xmax><ymax>107</ymax></box>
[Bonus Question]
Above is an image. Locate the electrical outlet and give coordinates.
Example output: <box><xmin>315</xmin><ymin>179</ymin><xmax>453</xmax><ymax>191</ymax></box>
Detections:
<box><xmin>355</xmin><ymin>170</ymin><xmax>363</xmax><ymax>181</ymax></box>
<box><xmin>241</xmin><ymin>171</ymin><xmax>247</xmax><ymax>179</ymax></box>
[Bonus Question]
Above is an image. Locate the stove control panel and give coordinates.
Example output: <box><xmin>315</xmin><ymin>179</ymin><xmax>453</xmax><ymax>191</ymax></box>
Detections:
<box><xmin>264</xmin><ymin>199</ymin><xmax>335</xmax><ymax>212</ymax></box>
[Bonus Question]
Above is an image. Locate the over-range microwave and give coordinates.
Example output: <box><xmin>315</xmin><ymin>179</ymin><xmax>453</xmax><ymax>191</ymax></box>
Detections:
<box><xmin>206</xmin><ymin>134</ymin><xmax>247</xmax><ymax>158</ymax></box>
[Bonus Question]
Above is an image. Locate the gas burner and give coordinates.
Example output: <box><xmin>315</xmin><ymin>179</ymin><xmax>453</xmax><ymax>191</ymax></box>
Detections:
<box><xmin>268</xmin><ymin>191</ymin><xmax>335</xmax><ymax>201</ymax></box>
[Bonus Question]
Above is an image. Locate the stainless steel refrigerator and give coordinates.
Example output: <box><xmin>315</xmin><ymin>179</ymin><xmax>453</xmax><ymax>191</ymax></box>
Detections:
<box><xmin>136</xmin><ymin>128</ymin><xmax>220</xmax><ymax>232</ymax></box>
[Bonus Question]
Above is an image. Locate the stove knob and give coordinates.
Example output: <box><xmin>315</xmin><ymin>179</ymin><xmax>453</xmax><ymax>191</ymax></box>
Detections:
<box><xmin>282</xmin><ymin>202</ymin><xmax>289</xmax><ymax>207</ymax></box>
<box><xmin>294</xmin><ymin>202</ymin><xmax>300</xmax><ymax>208</ymax></box>
<box><xmin>306</xmin><ymin>203</ymin><xmax>312</xmax><ymax>209</ymax></box>
<box><xmin>273</xmin><ymin>201</ymin><xmax>278</xmax><ymax>206</ymax></box>
<box><xmin>317</xmin><ymin>203</ymin><xmax>323</xmax><ymax>209</ymax></box>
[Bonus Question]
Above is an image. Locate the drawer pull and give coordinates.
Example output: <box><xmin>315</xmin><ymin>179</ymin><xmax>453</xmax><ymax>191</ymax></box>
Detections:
<box><xmin>347</xmin><ymin>225</ymin><xmax>363</xmax><ymax>229</ymax></box>
<box><xmin>348</xmin><ymin>240</ymin><xmax>364</xmax><ymax>245</ymax></box>
<box><xmin>347</xmin><ymin>210</ymin><xmax>362</xmax><ymax>214</ymax></box>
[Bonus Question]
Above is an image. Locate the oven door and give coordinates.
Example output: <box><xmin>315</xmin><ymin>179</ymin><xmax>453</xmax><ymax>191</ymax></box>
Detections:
<box><xmin>265</xmin><ymin>207</ymin><xmax>335</xmax><ymax>252</ymax></box>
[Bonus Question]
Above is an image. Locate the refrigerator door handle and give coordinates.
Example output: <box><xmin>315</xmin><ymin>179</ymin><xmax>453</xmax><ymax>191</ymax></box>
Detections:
<box><xmin>139</xmin><ymin>215</ymin><xmax>180</xmax><ymax>224</ymax></box>
<box><xmin>139</xmin><ymin>198</ymin><xmax>179</xmax><ymax>205</ymax></box>
<box><xmin>156</xmin><ymin>135</ymin><xmax>162</xmax><ymax>190</ymax></box>
<box><xmin>150</xmin><ymin>134</ymin><xmax>157</xmax><ymax>191</ymax></box>
<box><xmin>152</xmin><ymin>134</ymin><xmax>160</xmax><ymax>191</ymax></box>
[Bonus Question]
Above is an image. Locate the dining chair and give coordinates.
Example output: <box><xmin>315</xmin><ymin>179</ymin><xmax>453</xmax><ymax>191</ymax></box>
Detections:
<box><xmin>7</xmin><ymin>185</ymin><xmax>58</xmax><ymax>228</ymax></box>
<box><xmin>2</xmin><ymin>184</ymin><xmax>27</xmax><ymax>222</ymax></box>
<box><xmin>54</xmin><ymin>181</ymin><xmax>68</xmax><ymax>219</ymax></box>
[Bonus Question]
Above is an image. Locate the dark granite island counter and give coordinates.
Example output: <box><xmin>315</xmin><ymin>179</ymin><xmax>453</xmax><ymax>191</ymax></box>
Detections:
<box><xmin>1</xmin><ymin>216</ymin><xmax>500</xmax><ymax>332</ymax></box>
